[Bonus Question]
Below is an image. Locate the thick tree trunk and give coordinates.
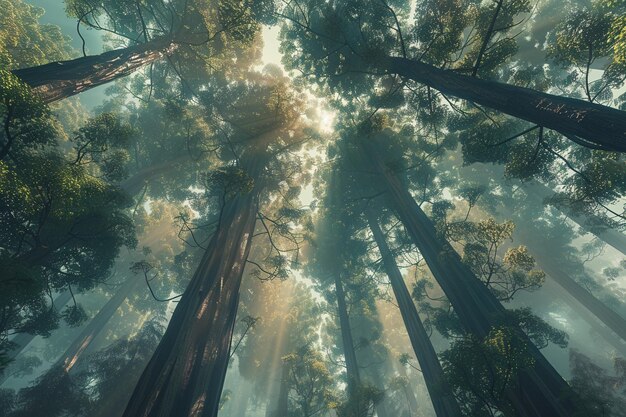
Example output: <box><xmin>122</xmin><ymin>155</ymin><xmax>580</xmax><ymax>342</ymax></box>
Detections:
<box><xmin>367</xmin><ymin>212</ymin><xmax>462</xmax><ymax>417</ymax></box>
<box><xmin>362</xmin><ymin>137</ymin><xmax>580</xmax><ymax>417</ymax></box>
<box><xmin>523</xmin><ymin>181</ymin><xmax>626</xmax><ymax>256</ymax></box>
<box><xmin>386</xmin><ymin>57</ymin><xmax>626</xmax><ymax>152</ymax></box>
<box><xmin>12</xmin><ymin>37</ymin><xmax>179</xmax><ymax>104</ymax></box>
<box><xmin>334</xmin><ymin>274</ymin><xmax>362</xmax><ymax>393</ymax></box>
<box><xmin>61</xmin><ymin>275</ymin><xmax>142</xmax><ymax>374</ymax></box>
<box><xmin>122</xmin><ymin>161</ymin><xmax>261</xmax><ymax>417</ymax></box>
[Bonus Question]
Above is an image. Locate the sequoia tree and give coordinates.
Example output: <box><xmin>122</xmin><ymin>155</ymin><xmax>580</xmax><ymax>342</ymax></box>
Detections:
<box><xmin>122</xmin><ymin>69</ymin><xmax>311</xmax><ymax>417</ymax></box>
<box><xmin>10</xmin><ymin>0</ymin><xmax>272</xmax><ymax>103</ymax></box>
<box><xmin>280</xmin><ymin>0</ymin><xmax>626</xmax><ymax>151</ymax></box>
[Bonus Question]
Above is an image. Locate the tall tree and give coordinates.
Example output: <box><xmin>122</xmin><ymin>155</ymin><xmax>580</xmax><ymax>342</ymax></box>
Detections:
<box><xmin>280</xmin><ymin>0</ymin><xmax>626</xmax><ymax>151</ymax></box>
<box><xmin>336</xmin><ymin>125</ymin><xmax>583</xmax><ymax>417</ymax></box>
<box><xmin>10</xmin><ymin>0</ymin><xmax>271</xmax><ymax>103</ymax></box>
<box><xmin>122</xmin><ymin>70</ymin><xmax>311</xmax><ymax>417</ymax></box>
<box><xmin>367</xmin><ymin>211</ymin><xmax>462</xmax><ymax>417</ymax></box>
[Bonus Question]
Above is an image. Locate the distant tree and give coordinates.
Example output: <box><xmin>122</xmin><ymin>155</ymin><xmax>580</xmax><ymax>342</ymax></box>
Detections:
<box><xmin>568</xmin><ymin>350</ymin><xmax>626</xmax><ymax>417</ymax></box>
<box><xmin>283</xmin><ymin>345</ymin><xmax>338</xmax><ymax>417</ymax></box>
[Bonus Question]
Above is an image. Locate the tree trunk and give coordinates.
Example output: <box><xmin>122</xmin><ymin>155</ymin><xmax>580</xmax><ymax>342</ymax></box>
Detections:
<box><xmin>275</xmin><ymin>361</ymin><xmax>289</xmax><ymax>417</ymax></box>
<box><xmin>385</xmin><ymin>57</ymin><xmax>626</xmax><ymax>152</ymax></box>
<box><xmin>334</xmin><ymin>274</ymin><xmax>362</xmax><ymax>394</ymax></box>
<box><xmin>122</xmin><ymin>159</ymin><xmax>262</xmax><ymax>417</ymax></box>
<box><xmin>395</xmin><ymin>361</ymin><xmax>419</xmax><ymax>417</ymax></box>
<box><xmin>362</xmin><ymin>136</ymin><xmax>580</xmax><ymax>417</ymax></box>
<box><xmin>523</xmin><ymin>181</ymin><xmax>626</xmax><ymax>256</ymax></box>
<box><xmin>367</xmin><ymin>212</ymin><xmax>462</xmax><ymax>417</ymax></box>
<box><xmin>12</xmin><ymin>37</ymin><xmax>179</xmax><ymax>104</ymax></box>
<box><xmin>61</xmin><ymin>275</ymin><xmax>142</xmax><ymax>374</ymax></box>
<box><xmin>232</xmin><ymin>379</ymin><xmax>252</xmax><ymax>417</ymax></box>
<box><xmin>513</xmin><ymin>227</ymin><xmax>626</xmax><ymax>344</ymax></box>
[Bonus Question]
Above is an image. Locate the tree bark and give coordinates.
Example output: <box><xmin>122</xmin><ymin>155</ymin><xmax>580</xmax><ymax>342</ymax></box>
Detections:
<box><xmin>61</xmin><ymin>275</ymin><xmax>142</xmax><ymax>374</ymax></box>
<box><xmin>334</xmin><ymin>274</ymin><xmax>362</xmax><ymax>394</ymax></box>
<box><xmin>523</xmin><ymin>181</ymin><xmax>626</xmax><ymax>256</ymax></box>
<box><xmin>362</xmin><ymin>136</ymin><xmax>581</xmax><ymax>417</ymax></box>
<box><xmin>385</xmin><ymin>57</ymin><xmax>626</xmax><ymax>152</ymax></box>
<box><xmin>122</xmin><ymin>157</ymin><xmax>262</xmax><ymax>417</ymax></box>
<box><xmin>367</xmin><ymin>211</ymin><xmax>463</xmax><ymax>417</ymax></box>
<box><xmin>12</xmin><ymin>37</ymin><xmax>179</xmax><ymax>104</ymax></box>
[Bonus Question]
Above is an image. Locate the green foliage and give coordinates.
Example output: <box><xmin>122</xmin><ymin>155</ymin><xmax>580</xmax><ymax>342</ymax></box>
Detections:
<box><xmin>569</xmin><ymin>350</ymin><xmax>626</xmax><ymax>417</ymax></box>
<box><xmin>0</xmin><ymin>70</ymin><xmax>56</xmax><ymax>159</ymax></box>
<box><xmin>73</xmin><ymin>112</ymin><xmax>136</xmax><ymax>182</ymax></box>
<box><xmin>61</xmin><ymin>305</ymin><xmax>89</xmax><ymax>328</ymax></box>
<box><xmin>205</xmin><ymin>166</ymin><xmax>255</xmax><ymax>200</ymax></box>
<box><xmin>446</xmin><ymin>218</ymin><xmax>546</xmax><ymax>301</ymax></box>
<box><xmin>335</xmin><ymin>384</ymin><xmax>384</xmax><ymax>417</ymax></box>
<box><xmin>0</xmin><ymin>0</ymin><xmax>74</xmax><ymax>69</ymax></box>
<box><xmin>283</xmin><ymin>345</ymin><xmax>339</xmax><ymax>416</ymax></box>
<box><xmin>442</xmin><ymin>325</ymin><xmax>535</xmax><ymax>416</ymax></box>
<box><xmin>548</xmin><ymin>5</ymin><xmax>626</xmax><ymax>104</ymax></box>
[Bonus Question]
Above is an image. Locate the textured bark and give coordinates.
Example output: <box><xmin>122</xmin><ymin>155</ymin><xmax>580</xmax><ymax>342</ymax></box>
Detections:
<box><xmin>367</xmin><ymin>212</ymin><xmax>462</xmax><ymax>417</ymax></box>
<box><xmin>61</xmin><ymin>275</ymin><xmax>142</xmax><ymax>374</ymax></box>
<box><xmin>386</xmin><ymin>57</ymin><xmax>626</xmax><ymax>152</ymax></box>
<box><xmin>122</xmin><ymin>158</ymin><xmax>262</xmax><ymax>417</ymax></box>
<box><xmin>524</xmin><ymin>181</ymin><xmax>626</xmax><ymax>256</ymax></box>
<box><xmin>12</xmin><ymin>37</ymin><xmax>179</xmax><ymax>104</ymax></box>
<box><xmin>334</xmin><ymin>274</ymin><xmax>362</xmax><ymax>393</ymax></box>
<box><xmin>362</xmin><ymin>137</ymin><xmax>580</xmax><ymax>417</ymax></box>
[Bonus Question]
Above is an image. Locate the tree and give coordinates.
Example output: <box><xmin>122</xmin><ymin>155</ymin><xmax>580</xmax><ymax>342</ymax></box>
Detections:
<box><xmin>10</xmin><ymin>0</ymin><xmax>272</xmax><ymax>103</ymax></box>
<box><xmin>122</xmin><ymin>69</ymin><xmax>312</xmax><ymax>417</ymax></box>
<box><xmin>0</xmin><ymin>82</ymin><xmax>136</xmax><ymax>370</ymax></box>
<box><xmin>279</xmin><ymin>0</ymin><xmax>626</xmax><ymax>152</ymax></box>
<box><xmin>283</xmin><ymin>345</ymin><xmax>338</xmax><ymax>417</ymax></box>
<box><xmin>335</xmin><ymin>124</ymin><xmax>582</xmax><ymax>417</ymax></box>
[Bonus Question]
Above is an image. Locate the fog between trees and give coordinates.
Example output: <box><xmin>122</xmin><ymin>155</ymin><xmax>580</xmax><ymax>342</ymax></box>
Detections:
<box><xmin>1</xmin><ymin>0</ymin><xmax>626</xmax><ymax>416</ymax></box>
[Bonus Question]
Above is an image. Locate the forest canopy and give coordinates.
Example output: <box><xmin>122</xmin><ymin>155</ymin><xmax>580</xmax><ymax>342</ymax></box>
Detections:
<box><xmin>0</xmin><ymin>0</ymin><xmax>626</xmax><ymax>417</ymax></box>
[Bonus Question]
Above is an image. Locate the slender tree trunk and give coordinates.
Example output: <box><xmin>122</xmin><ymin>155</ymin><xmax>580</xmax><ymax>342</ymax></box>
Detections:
<box><xmin>367</xmin><ymin>212</ymin><xmax>462</xmax><ymax>417</ymax></box>
<box><xmin>275</xmin><ymin>361</ymin><xmax>289</xmax><ymax>417</ymax></box>
<box><xmin>362</xmin><ymin>137</ymin><xmax>580</xmax><ymax>417</ymax></box>
<box><xmin>523</xmin><ymin>181</ymin><xmax>626</xmax><ymax>256</ymax></box>
<box><xmin>334</xmin><ymin>274</ymin><xmax>362</xmax><ymax>394</ymax></box>
<box><xmin>0</xmin><ymin>291</ymin><xmax>72</xmax><ymax>385</ymax></box>
<box><xmin>385</xmin><ymin>57</ymin><xmax>626</xmax><ymax>152</ymax></box>
<box><xmin>513</xmin><ymin>227</ymin><xmax>626</xmax><ymax>343</ymax></box>
<box><xmin>61</xmin><ymin>275</ymin><xmax>142</xmax><ymax>374</ymax></box>
<box><xmin>395</xmin><ymin>361</ymin><xmax>419</xmax><ymax>417</ymax></box>
<box><xmin>122</xmin><ymin>157</ymin><xmax>263</xmax><ymax>417</ymax></box>
<box><xmin>232</xmin><ymin>379</ymin><xmax>252</xmax><ymax>417</ymax></box>
<box><xmin>12</xmin><ymin>37</ymin><xmax>179</xmax><ymax>104</ymax></box>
